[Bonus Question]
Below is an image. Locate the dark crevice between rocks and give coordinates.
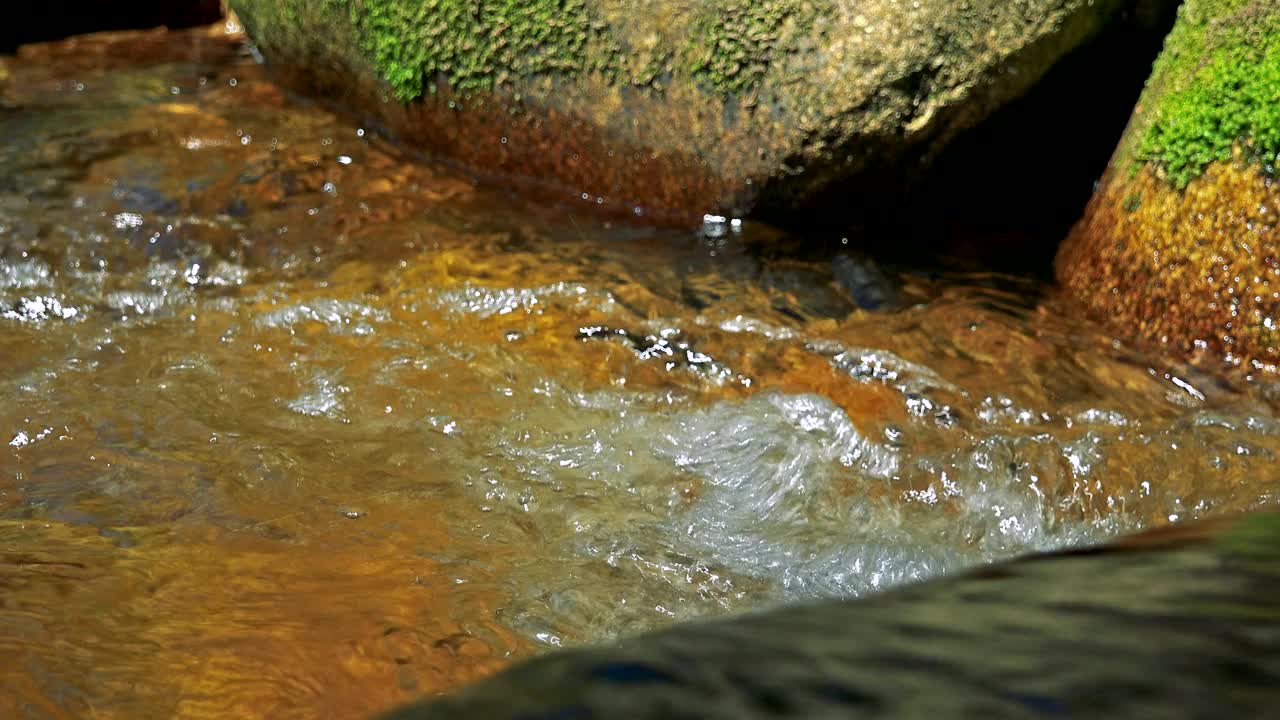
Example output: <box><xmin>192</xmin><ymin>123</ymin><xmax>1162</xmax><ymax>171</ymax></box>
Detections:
<box><xmin>748</xmin><ymin>0</ymin><xmax>1181</xmax><ymax>282</ymax></box>
<box><xmin>0</xmin><ymin>1</ymin><xmax>224</xmax><ymax>54</ymax></box>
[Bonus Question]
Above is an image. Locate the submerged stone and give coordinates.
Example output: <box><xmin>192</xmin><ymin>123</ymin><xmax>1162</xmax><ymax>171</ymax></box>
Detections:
<box><xmin>226</xmin><ymin>0</ymin><xmax>1135</xmax><ymax>224</ymax></box>
<box><xmin>380</xmin><ymin>510</ymin><xmax>1280</xmax><ymax>719</ymax></box>
<box><xmin>1056</xmin><ymin>0</ymin><xmax>1280</xmax><ymax>371</ymax></box>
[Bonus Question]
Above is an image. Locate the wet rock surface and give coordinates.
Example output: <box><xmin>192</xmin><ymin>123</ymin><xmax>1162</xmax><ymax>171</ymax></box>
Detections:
<box><xmin>227</xmin><ymin>0</ymin><xmax>1139</xmax><ymax>225</ymax></box>
<box><xmin>381</xmin><ymin>511</ymin><xmax>1280</xmax><ymax>720</ymax></box>
<box><xmin>1057</xmin><ymin>0</ymin><xmax>1280</xmax><ymax>372</ymax></box>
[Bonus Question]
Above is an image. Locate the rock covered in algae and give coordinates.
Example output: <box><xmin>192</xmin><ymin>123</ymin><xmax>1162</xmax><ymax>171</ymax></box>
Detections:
<box><xmin>379</xmin><ymin>510</ymin><xmax>1280</xmax><ymax>719</ymax></box>
<box><xmin>225</xmin><ymin>0</ymin><xmax>1132</xmax><ymax>224</ymax></box>
<box><xmin>1056</xmin><ymin>0</ymin><xmax>1280</xmax><ymax>371</ymax></box>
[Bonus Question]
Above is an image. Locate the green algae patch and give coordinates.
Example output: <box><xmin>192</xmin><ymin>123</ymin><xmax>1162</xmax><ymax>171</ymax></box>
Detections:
<box><xmin>684</xmin><ymin>1</ymin><xmax>817</xmax><ymax>99</ymax></box>
<box><xmin>237</xmin><ymin>0</ymin><xmax>826</xmax><ymax>103</ymax></box>
<box><xmin>1129</xmin><ymin>0</ymin><xmax>1280</xmax><ymax>188</ymax></box>
<box><xmin>349</xmin><ymin>0</ymin><xmax>620</xmax><ymax>101</ymax></box>
<box><xmin>231</xmin><ymin>0</ymin><xmax>621</xmax><ymax>102</ymax></box>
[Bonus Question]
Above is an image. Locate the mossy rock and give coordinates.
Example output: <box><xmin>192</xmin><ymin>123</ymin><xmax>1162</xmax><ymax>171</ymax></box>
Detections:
<box><xmin>1057</xmin><ymin>0</ymin><xmax>1280</xmax><ymax>371</ymax></box>
<box><xmin>227</xmin><ymin>0</ymin><xmax>1130</xmax><ymax>224</ymax></box>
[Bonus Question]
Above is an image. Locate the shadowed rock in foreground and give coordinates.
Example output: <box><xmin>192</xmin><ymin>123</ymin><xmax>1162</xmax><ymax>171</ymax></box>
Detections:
<box><xmin>227</xmin><ymin>0</ymin><xmax>1140</xmax><ymax>225</ymax></box>
<box><xmin>381</xmin><ymin>510</ymin><xmax>1280</xmax><ymax>719</ymax></box>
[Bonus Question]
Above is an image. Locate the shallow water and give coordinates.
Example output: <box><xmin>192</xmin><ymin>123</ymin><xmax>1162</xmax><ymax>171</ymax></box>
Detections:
<box><xmin>1</xmin><ymin>23</ymin><xmax>1279</xmax><ymax>720</ymax></box>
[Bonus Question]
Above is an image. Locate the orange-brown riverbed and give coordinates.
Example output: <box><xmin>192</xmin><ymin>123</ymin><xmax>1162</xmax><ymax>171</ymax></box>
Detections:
<box><xmin>1</xmin><ymin>23</ymin><xmax>1278</xmax><ymax>720</ymax></box>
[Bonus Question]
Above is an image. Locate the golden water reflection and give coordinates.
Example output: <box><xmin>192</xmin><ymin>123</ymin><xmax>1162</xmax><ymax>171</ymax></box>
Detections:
<box><xmin>1</xmin><ymin>25</ymin><xmax>1278</xmax><ymax>719</ymax></box>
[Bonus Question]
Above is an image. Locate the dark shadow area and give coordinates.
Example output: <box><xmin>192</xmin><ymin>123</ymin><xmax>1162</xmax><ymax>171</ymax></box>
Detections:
<box><xmin>750</xmin><ymin>0</ymin><xmax>1181</xmax><ymax>280</ymax></box>
<box><xmin>0</xmin><ymin>1</ymin><xmax>223</xmax><ymax>54</ymax></box>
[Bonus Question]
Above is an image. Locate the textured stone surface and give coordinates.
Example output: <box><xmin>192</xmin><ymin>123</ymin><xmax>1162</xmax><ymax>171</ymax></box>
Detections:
<box><xmin>226</xmin><ymin>0</ymin><xmax>1130</xmax><ymax>224</ymax></box>
<box><xmin>1057</xmin><ymin>0</ymin><xmax>1280</xmax><ymax>371</ymax></box>
<box><xmin>380</xmin><ymin>510</ymin><xmax>1280</xmax><ymax>719</ymax></box>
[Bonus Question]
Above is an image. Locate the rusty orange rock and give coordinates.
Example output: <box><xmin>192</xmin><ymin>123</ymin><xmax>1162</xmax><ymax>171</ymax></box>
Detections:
<box><xmin>1056</xmin><ymin>0</ymin><xmax>1280</xmax><ymax>371</ymax></box>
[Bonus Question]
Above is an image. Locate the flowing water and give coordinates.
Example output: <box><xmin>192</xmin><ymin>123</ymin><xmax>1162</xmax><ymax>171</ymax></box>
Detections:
<box><xmin>1</xmin><ymin>23</ymin><xmax>1279</xmax><ymax>720</ymax></box>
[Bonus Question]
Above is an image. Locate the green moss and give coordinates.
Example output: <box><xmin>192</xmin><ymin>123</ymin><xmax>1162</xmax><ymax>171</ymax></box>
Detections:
<box><xmin>626</xmin><ymin>45</ymin><xmax>674</xmax><ymax>91</ymax></box>
<box><xmin>329</xmin><ymin>0</ymin><xmax>620</xmax><ymax>101</ymax></box>
<box><xmin>1131</xmin><ymin>0</ymin><xmax>1280</xmax><ymax>188</ymax></box>
<box><xmin>684</xmin><ymin>0</ymin><xmax>806</xmax><ymax>97</ymax></box>
<box><xmin>231</xmin><ymin>0</ymin><xmax>833</xmax><ymax>103</ymax></box>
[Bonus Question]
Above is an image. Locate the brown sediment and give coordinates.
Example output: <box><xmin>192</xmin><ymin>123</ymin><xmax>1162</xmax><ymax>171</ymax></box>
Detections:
<box><xmin>265</xmin><ymin>63</ymin><xmax>747</xmax><ymax>227</ymax></box>
<box><xmin>1057</xmin><ymin>151</ymin><xmax>1280</xmax><ymax>370</ymax></box>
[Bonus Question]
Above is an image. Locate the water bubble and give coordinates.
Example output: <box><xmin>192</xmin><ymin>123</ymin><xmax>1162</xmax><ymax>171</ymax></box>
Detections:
<box><xmin>701</xmin><ymin>214</ymin><xmax>728</xmax><ymax>238</ymax></box>
<box><xmin>3</xmin><ymin>296</ymin><xmax>80</xmax><ymax>323</ymax></box>
<box><xmin>256</xmin><ymin>299</ymin><xmax>387</xmax><ymax>336</ymax></box>
<box><xmin>112</xmin><ymin>213</ymin><xmax>144</xmax><ymax>230</ymax></box>
<box><xmin>884</xmin><ymin>425</ymin><xmax>906</xmax><ymax>444</ymax></box>
<box><xmin>286</xmin><ymin>375</ymin><xmax>348</xmax><ymax>418</ymax></box>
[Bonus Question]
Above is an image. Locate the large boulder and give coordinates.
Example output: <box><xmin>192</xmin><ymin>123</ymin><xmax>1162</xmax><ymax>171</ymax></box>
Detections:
<box><xmin>1056</xmin><ymin>0</ymin><xmax>1280</xmax><ymax>371</ymax></box>
<box><xmin>227</xmin><ymin>0</ymin><xmax>1136</xmax><ymax>225</ymax></box>
<box><xmin>379</xmin><ymin>510</ymin><xmax>1280</xmax><ymax>719</ymax></box>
